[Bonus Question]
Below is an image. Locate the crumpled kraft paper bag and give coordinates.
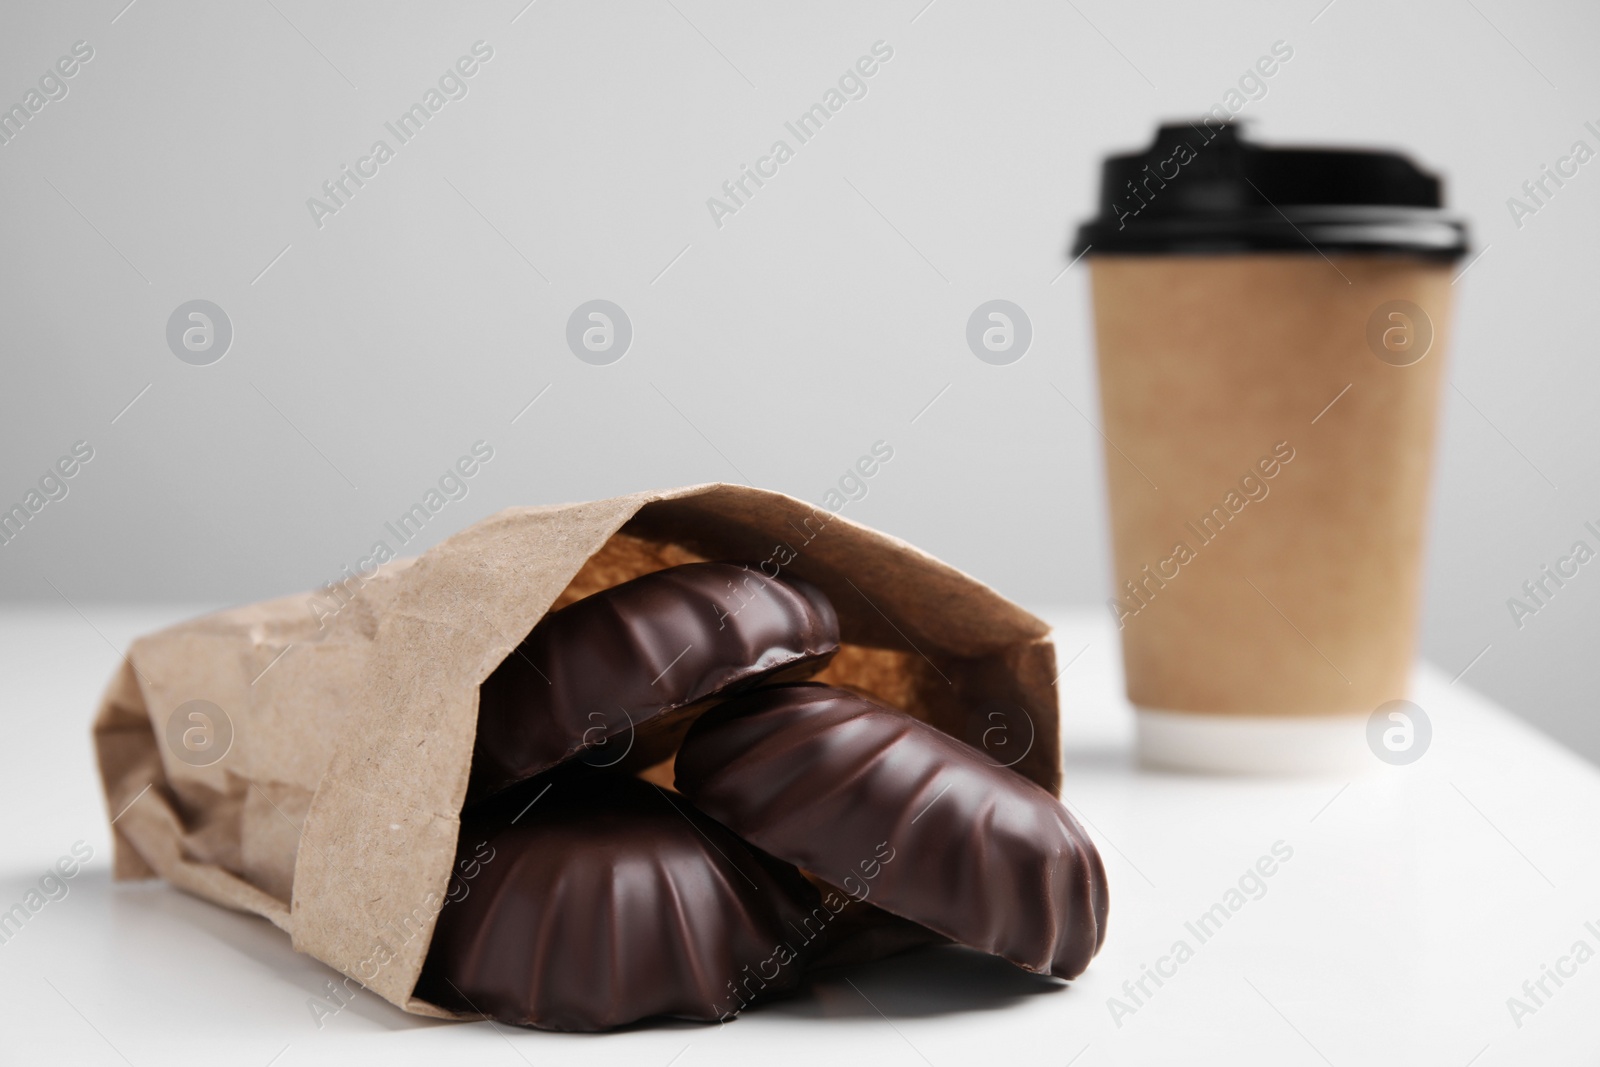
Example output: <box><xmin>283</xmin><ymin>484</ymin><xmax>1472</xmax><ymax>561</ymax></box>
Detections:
<box><xmin>93</xmin><ymin>483</ymin><xmax>1059</xmax><ymax>1018</ymax></box>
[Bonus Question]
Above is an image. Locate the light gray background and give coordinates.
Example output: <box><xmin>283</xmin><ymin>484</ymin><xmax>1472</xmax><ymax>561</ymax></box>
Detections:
<box><xmin>2</xmin><ymin>1</ymin><xmax>1596</xmax><ymax>759</ymax></box>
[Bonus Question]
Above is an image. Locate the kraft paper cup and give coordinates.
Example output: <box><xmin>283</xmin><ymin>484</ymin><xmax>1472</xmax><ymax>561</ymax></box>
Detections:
<box><xmin>1073</xmin><ymin>123</ymin><xmax>1468</xmax><ymax>774</ymax></box>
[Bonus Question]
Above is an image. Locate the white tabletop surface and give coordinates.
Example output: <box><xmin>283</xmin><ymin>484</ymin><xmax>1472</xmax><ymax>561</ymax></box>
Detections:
<box><xmin>2</xmin><ymin>604</ymin><xmax>1598</xmax><ymax>1066</ymax></box>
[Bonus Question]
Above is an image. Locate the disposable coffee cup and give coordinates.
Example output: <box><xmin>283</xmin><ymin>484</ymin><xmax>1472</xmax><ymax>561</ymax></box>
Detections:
<box><xmin>1073</xmin><ymin>123</ymin><xmax>1469</xmax><ymax>775</ymax></box>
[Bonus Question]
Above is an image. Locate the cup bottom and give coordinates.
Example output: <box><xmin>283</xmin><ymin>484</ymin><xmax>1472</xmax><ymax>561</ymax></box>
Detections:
<box><xmin>1135</xmin><ymin>706</ymin><xmax>1373</xmax><ymax>776</ymax></box>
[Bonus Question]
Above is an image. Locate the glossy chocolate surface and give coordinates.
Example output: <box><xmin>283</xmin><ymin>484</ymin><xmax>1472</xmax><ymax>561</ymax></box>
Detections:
<box><xmin>418</xmin><ymin>769</ymin><xmax>821</xmax><ymax>1030</ymax></box>
<box><xmin>674</xmin><ymin>684</ymin><xmax>1109</xmax><ymax>979</ymax></box>
<box><xmin>471</xmin><ymin>562</ymin><xmax>839</xmax><ymax>800</ymax></box>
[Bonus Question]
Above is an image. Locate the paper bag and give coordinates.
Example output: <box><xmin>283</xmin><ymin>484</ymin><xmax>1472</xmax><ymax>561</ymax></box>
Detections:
<box><xmin>93</xmin><ymin>483</ymin><xmax>1059</xmax><ymax>1017</ymax></box>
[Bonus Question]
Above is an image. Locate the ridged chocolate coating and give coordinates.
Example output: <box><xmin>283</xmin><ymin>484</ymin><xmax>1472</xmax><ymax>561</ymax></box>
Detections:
<box><xmin>417</xmin><ymin>770</ymin><xmax>821</xmax><ymax>1030</ymax></box>
<box><xmin>674</xmin><ymin>684</ymin><xmax>1109</xmax><ymax>979</ymax></box>
<box><xmin>471</xmin><ymin>563</ymin><xmax>839</xmax><ymax>800</ymax></box>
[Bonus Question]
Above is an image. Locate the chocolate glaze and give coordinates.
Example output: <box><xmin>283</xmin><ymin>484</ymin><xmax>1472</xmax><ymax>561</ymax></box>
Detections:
<box><xmin>471</xmin><ymin>563</ymin><xmax>839</xmax><ymax>801</ymax></box>
<box><xmin>417</xmin><ymin>769</ymin><xmax>821</xmax><ymax>1031</ymax></box>
<box><xmin>805</xmin><ymin>898</ymin><xmax>950</xmax><ymax>971</ymax></box>
<box><xmin>674</xmin><ymin>684</ymin><xmax>1109</xmax><ymax>979</ymax></box>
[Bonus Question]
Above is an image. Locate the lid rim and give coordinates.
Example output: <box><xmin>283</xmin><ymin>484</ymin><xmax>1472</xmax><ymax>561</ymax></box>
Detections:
<box><xmin>1073</xmin><ymin>244</ymin><xmax>1469</xmax><ymax>261</ymax></box>
<box><xmin>1075</xmin><ymin>215</ymin><xmax>1470</xmax><ymax>259</ymax></box>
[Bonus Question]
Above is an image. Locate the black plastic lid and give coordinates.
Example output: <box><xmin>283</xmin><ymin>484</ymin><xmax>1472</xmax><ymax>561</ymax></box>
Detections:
<box><xmin>1073</xmin><ymin>123</ymin><xmax>1469</xmax><ymax>259</ymax></box>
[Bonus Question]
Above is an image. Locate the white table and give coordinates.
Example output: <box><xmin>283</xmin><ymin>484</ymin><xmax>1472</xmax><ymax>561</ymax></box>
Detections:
<box><xmin>2</xmin><ymin>605</ymin><xmax>1597</xmax><ymax>1066</ymax></box>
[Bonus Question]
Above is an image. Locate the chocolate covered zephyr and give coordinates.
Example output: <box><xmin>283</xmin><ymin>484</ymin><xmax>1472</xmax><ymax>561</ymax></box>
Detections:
<box><xmin>675</xmin><ymin>683</ymin><xmax>1109</xmax><ymax>979</ymax></box>
<box><xmin>471</xmin><ymin>562</ymin><xmax>839</xmax><ymax>800</ymax></box>
<box><xmin>417</xmin><ymin>769</ymin><xmax>821</xmax><ymax>1031</ymax></box>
